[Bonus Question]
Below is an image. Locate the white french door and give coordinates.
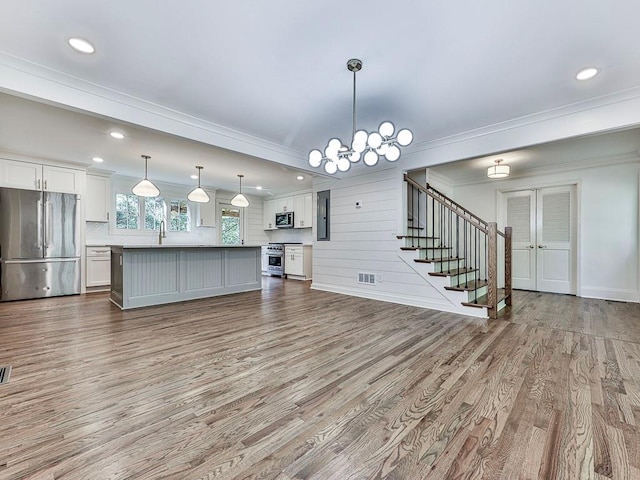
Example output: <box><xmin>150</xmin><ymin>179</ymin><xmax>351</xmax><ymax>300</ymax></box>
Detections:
<box><xmin>504</xmin><ymin>185</ymin><xmax>576</xmax><ymax>294</ymax></box>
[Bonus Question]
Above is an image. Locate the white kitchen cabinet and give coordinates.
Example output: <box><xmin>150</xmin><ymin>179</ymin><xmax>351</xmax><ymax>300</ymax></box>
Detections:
<box><xmin>276</xmin><ymin>196</ymin><xmax>293</xmax><ymax>213</ymax></box>
<box><xmin>0</xmin><ymin>159</ymin><xmax>83</xmax><ymax>194</ymax></box>
<box><xmin>196</xmin><ymin>190</ymin><xmax>216</xmax><ymax>227</ymax></box>
<box><xmin>86</xmin><ymin>246</ymin><xmax>111</xmax><ymax>289</ymax></box>
<box><xmin>284</xmin><ymin>244</ymin><xmax>312</xmax><ymax>280</ymax></box>
<box><xmin>294</xmin><ymin>193</ymin><xmax>312</xmax><ymax>229</ymax></box>
<box><xmin>85</xmin><ymin>174</ymin><xmax>110</xmax><ymax>222</ymax></box>
<box><xmin>261</xmin><ymin>245</ymin><xmax>269</xmax><ymax>273</ymax></box>
<box><xmin>263</xmin><ymin>199</ymin><xmax>277</xmax><ymax>230</ymax></box>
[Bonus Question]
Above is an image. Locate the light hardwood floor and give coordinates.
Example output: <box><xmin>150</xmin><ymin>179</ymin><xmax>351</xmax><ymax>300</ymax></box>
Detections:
<box><xmin>1</xmin><ymin>278</ymin><xmax>639</xmax><ymax>479</ymax></box>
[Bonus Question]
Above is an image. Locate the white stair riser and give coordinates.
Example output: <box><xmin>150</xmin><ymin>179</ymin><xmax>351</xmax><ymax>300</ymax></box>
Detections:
<box><xmin>419</xmin><ymin>249</ymin><xmax>454</xmax><ymax>260</ymax></box>
<box><xmin>431</xmin><ymin>259</ymin><xmax>466</xmax><ymax>272</ymax></box>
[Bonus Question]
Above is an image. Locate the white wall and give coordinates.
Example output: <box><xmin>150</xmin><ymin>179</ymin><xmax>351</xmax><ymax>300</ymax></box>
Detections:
<box><xmin>451</xmin><ymin>161</ymin><xmax>640</xmax><ymax>302</ymax></box>
<box><xmin>312</xmin><ymin>166</ymin><xmax>454</xmax><ymax>310</ymax></box>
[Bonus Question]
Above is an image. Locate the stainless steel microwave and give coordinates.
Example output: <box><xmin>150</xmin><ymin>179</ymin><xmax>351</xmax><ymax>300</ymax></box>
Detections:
<box><xmin>275</xmin><ymin>211</ymin><xmax>294</xmax><ymax>228</ymax></box>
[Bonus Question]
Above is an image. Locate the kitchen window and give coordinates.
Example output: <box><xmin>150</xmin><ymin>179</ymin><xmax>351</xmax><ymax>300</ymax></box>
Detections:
<box><xmin>144</xmin><ymin>197</ymin><xmax>165</xmax><ymax>231</ymax></box>
<box><xmin>115</xmin><ymin>193</ymin><xmax>139</xmax><ymax>230</ymax></box>
<box><xmin>169</xmin><ymin>199</ymin><xmax>189</xmax><ymax>232</ymax></box>
<box><xmin>114</xmin><ymin>193</ymin><xmax>190</xmax><ymax>232</ymax></box>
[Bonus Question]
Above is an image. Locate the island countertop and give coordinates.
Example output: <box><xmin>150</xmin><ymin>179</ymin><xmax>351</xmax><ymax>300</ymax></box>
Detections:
<box><xmin>108</xmin><ymin>244</ymin><xmax>263</xmax><ymax>249</ymax></box>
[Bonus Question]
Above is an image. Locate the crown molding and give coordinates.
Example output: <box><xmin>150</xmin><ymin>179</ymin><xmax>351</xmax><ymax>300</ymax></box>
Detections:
<box><xmin>0</xmin><ymin>52</ymin><xmax>307</xmax><ymax>169</ymax></box>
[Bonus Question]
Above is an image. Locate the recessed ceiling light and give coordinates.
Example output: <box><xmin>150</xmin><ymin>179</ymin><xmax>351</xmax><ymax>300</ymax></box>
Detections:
<box><xmin>68</xmin><ymin>38</ymin><xmax>95</xmax><ymax>54</ymax></box>
<box><xmin>190</xmin><ymin>174</ymin><xmax>198</xmax><ymax>180</ymax></box>
<box><xmin>92</xmin><ymin>157</ymin><xmax>104</xmax><ymax>163</ymax></box>
<box><xmin>576</xmin><ymin>67</ymin><xmax>599</xmax><ymax>81</ymax></box>
<box><xmin>296</xmin><ymin>175</ymin><xmax>304</xmax><ymax>180</ymax></box>
<box><xmin>109</xmin><ymin>131</ymin><xmax>124</xmax><ymax>139</ymax></box>
<box><xmin>256</xmin><ymin>186</ymin><xmax>263</xmax><ymax>190</ymax></box>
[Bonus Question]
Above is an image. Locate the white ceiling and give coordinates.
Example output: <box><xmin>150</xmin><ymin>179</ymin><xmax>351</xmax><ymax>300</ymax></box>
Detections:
<box><xmin>1</xmin><ymin>0</ymin><xmax>640</xmax><ymax>191</ymax></box>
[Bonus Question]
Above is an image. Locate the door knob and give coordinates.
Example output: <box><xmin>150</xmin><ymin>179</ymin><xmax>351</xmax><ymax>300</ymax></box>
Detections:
<box><xmin>528</xmin><ymin>245</ymin><xmax>534</xmax><ymax>249</ymax></box>
<box><xmin>538</xmin><ymin>245</ymin><xmax>546</xmax><ymax>248</ymax></box>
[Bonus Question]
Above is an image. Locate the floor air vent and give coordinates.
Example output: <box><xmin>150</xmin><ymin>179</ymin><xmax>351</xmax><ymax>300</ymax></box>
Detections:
<box><xmin>358</xmin><ymin>273</ymin><xmax>376</xmax><ymax>285</ymax></box>
<box><xmin>0</xmin><ymin>366</ymin><xmax>11</xmax><ymax>385</ymax></box>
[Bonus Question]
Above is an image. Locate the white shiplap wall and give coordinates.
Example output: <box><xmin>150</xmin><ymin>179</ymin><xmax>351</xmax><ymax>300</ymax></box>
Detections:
<box><xmin>312</xmin><ymin>166</ymin><xmax>452</xmax><ymax>310</ymax></box>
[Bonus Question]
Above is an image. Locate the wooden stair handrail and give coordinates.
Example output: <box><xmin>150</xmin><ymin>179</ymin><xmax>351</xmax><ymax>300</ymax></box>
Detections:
<box><xmin>404</xmin><ymin>174</ymin><xmax>512</xmax><ymax>319</ymax></box>
<box><xmin>405</xmin><ymin>174</ymin><xmax>507</xmax><ymax>239</ymax></box>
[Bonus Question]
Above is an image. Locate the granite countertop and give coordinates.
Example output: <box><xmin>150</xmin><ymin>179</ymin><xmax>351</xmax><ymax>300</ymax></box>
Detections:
<box><xmin>108</xmin><ymin>244</ymin><xmax>263</xmax><ymax>249</ymax></box>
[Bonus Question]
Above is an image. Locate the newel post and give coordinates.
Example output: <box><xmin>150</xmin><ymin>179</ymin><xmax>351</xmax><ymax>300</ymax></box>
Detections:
<box><xmin>487</xmin><ymin>222</ymin><xmax>498</xmax><ymax>319</ymax></box>
<box><xmin>504</xmin><ymin>226</ymin><xmax>512</xmax><ymax>306</ymax></box>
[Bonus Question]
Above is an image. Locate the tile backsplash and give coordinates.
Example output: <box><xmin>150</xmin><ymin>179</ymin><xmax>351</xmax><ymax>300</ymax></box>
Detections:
<box><xmin>85</xmin><ymin>222</ymin><xmax>218</xmax><ymax>245</ymax></box>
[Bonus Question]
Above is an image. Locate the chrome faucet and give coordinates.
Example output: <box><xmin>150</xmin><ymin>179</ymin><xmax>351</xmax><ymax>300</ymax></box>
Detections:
<box><xmin>159</xmin><ymin>220</ymin><xmax>166</xmax><ymax>244</ymax></box>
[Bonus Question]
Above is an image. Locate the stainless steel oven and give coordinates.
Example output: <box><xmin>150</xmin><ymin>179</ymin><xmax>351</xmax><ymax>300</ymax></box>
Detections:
<box><xmin>266</xmin><ymin>243</ymin><xmax>285</xmax><ymax>277</ymax></box>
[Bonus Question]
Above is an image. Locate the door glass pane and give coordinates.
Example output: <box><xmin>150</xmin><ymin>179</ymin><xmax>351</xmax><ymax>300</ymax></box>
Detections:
<box><xmin>221</xmin><ymin>207</ymin><xmax>241</xmax><ymax>245</ymax></box>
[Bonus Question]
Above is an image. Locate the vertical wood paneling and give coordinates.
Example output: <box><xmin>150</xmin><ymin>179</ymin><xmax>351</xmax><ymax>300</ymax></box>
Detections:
<box><xmin>129</xmin><ymin>251</ymin><xmax>179</xmax><ymax>296</ymax></box>
<box><xmin>183</xmin><ymin>249</ymin><xmax>223</xmax><ymax>290</ymax></box>
<box><xmin>226</xmin><ymin>248</ymin><xmax>259</xmax><ymax>285</ymax></box>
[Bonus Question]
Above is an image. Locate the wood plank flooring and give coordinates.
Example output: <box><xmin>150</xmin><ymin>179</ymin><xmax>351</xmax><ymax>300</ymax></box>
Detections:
<box><xmin>1</xmin><ymin>279</ymin><xmax>639</xmax><ymax>479</ymax></box>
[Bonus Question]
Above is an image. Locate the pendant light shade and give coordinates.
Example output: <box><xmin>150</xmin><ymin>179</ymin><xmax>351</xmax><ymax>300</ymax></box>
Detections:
<box><xmin>487</xmin><ymin>159</ymin><xmax>510</xmax><ymax>179</ymax></box>
<box><xmin>230</xmin><ymin>174</ymin><xmax>249</xmax><ymax>207</ymax></box>
<box><xmin>187</xmin><ymin>166</ymin><xmax>210</xmax><ymax>203</ymax></box>
<box><xmin>132</xmin><ymin>155</ymin><xmax>160</xmax><ymax>197</ymax></box>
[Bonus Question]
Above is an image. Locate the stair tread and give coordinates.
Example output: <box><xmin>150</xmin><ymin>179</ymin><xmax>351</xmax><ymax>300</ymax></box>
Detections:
<box><xmin>396</xmin><ymin>235</ymin><xmax>439</xmax><ymax>239</ymax></box>
<box><xmin>429</xmin><ymin>267</ymin><xmax>478</xmax><ymax>277</ymax></box>
<box><xmin>407</xmin><ymin>226</ymin><xmax>425</xmax><ymax>230</ymax></box>
<box><xmin>445</xmin><ymin>279</ymin><xmax>488</xmax><ymax>291</ymax></box>
<box><xmin>462</xmin><ymin>289</ymin><xmax>509</xmax><ymax>309</ymax></box>
<box><xmin>414</xmin><ymin>257</ymin><xmax>464</xmax><ymax>264</ymax></box>
<box><xmin>401</xmin><ymin>246</ymin><xmax>451</xmax><ymax>251</ymax></box>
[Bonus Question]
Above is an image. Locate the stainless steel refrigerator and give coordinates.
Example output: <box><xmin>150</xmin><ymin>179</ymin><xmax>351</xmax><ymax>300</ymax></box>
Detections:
<box><xmin>0</xmin><ymin>187</ymin><xmax>81</xmax><ymax>301</ymax></box>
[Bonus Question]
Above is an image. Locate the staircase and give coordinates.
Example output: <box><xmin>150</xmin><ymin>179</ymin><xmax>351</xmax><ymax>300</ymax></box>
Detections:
<box><xmin>399</xmin><ymin>174</ymin><xmax>512</xmax><ymax>319</ymax></box>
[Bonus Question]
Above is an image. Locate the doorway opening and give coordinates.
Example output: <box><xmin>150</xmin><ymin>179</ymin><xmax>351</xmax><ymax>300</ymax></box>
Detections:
<box><xmin>503</xmin><ymin>185</ymin><xmax>577</xmax><ymax>294</ymax></box>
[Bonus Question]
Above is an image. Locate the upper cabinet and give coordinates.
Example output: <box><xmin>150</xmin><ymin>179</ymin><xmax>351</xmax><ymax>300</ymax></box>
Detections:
<box><xmin>85</xmin><ymin>174</ymin><xmax>110</xmax><ymax>222</ymax></box>
<box><xmin>263</xmin><ymin>199</ymin><xmax>277</xmax><ymax>230</ymax></box>
<box><xmin>0</xmin><ymin>159</ymin><xmax>83</xmax><ymax>194</ymax></box>
<box><xmin>276</xmin><ymin>196</ymin><xmax>293</xmax><ymax>213</ymax></box>
<box><xmin>294</xmin><ymin>193</ymin><xmax>312</xmax><ymax>229</ymax></box>
<box><xmin>195</xmin><ymin>190</ymin><xmax>217</xmax><ymax>227</ymax></box>
<box><xmin>263</xmin><ymin>192</ymin><xmax>312</xmax><ymax>230</ymax></box>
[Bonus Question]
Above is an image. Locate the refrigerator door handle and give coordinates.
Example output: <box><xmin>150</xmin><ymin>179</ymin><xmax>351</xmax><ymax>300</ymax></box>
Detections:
<box><xmin>44</xmin><ymin>201</ymin><xmax>52</xmax><ymax>249</ymax></box>
<box><xmin>36</xmin><ymin>199</ymin><xmax>43</xmax><ymax>250</ymax></box>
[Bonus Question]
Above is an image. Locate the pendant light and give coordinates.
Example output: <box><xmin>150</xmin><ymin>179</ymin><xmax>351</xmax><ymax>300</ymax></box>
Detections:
<box><xmin>230</xmin><ymin>174</ymin><xmax>249</xmax><ymax>207</ymax></box>
<box><xmin>187</xmin><ymin>166</ymin><xmax>210</xmax><ymax>203</ymax></box>
<box><xmin>487</xmin><ymin>159</ymin><xmax>510</xmax><ymax>179</ymax></box>
<box><xmin>307</xmin><ymin>58</ymin><xmax>413</xmax><ymax>174</ymax></box>
<box><xmin>132</xmin><ymin>155</ymin><xmax>160</xmax><ymax>197</ymax></box>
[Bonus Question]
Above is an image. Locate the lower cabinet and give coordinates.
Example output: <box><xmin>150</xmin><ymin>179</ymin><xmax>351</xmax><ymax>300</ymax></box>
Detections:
<box><xmin>86</xmin><ymin>246</ymin><xmax>111</xmax><ymax>290</ymax></box>
<box><xmin>284</xmin><ymin>245</ymin><xmax>312</xmax><ymax>280</ymax></box>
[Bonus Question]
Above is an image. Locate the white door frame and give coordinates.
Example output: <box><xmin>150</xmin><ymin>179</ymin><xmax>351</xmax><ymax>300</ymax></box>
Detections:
<box><xmin>216</xmin><ymin>199</ymin><xmax>246</xmax><ymax>245</ymax></box>
<box><xmin>497</xmin><ymin>181</ymin><xmax>581</xmax><ymax>295</ymax></box>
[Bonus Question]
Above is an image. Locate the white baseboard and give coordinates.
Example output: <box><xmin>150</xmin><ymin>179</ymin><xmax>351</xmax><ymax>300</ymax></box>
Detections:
<box><xmin>310</xmin><ymin>283</ymin><xmax>488</xmax><ymax>319</ymax></box>
<box><xmin>579</xmin><ymin>287</ymin><xmax>640</xmax><ymax>303</ymax></box>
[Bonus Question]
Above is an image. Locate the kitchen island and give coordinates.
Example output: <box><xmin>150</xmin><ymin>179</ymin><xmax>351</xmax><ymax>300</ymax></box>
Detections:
<box><xmin>109</xmin><ymin>245</ymin><xmax>262</xmax><ymax>310</ymax></box>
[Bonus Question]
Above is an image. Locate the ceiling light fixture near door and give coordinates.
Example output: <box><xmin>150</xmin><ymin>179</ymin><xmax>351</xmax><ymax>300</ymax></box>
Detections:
<box><xmin>132</xmin><ymin>155</ymin><xmax>160</xmax><ymax>197</ymax></box>
<box><xmin>110</xmin><ymin>131</ymin><xmax>125</xmax><ymax>139</ymax></box>
<box><xmin>68</xmin><ymin>37</ymin><xmax>95</xmax><ymax>54</ymax></box>
<box><xmin>231</xmin><ymin>174</ymin><xmax>249</xmax><ymax>207</ymax></box>
<box><xmin>487</xmin><ymin>159</ymin><xmax>510</xmax><ymax>179</ymax></box>
<box><xmin>187</xmin><ymin>166</ymin><xmax>210</xmax><ymax>203</ymax></box>
<box><xmin>308</xmin><ymin>58</ymin><xmax>413</xmax><ymax>175</ymax></box>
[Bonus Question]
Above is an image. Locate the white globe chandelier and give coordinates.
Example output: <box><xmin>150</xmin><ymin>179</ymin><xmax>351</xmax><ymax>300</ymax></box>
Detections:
<box><xmin>308</xmin><ymin>58</ymin><xmax>413</xmax><ymax>175</ymax></box>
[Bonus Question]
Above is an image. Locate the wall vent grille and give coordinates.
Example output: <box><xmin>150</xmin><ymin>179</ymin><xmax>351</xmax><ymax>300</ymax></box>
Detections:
<box><xmin>0</xmin><ymin>365</ymin><xmax>12</xmax><ymax>386</ymax></box>
<box><xmin>358</xmin><ymin>273</ymin><xmax>376</xmax><ymax>285</ymax></box>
